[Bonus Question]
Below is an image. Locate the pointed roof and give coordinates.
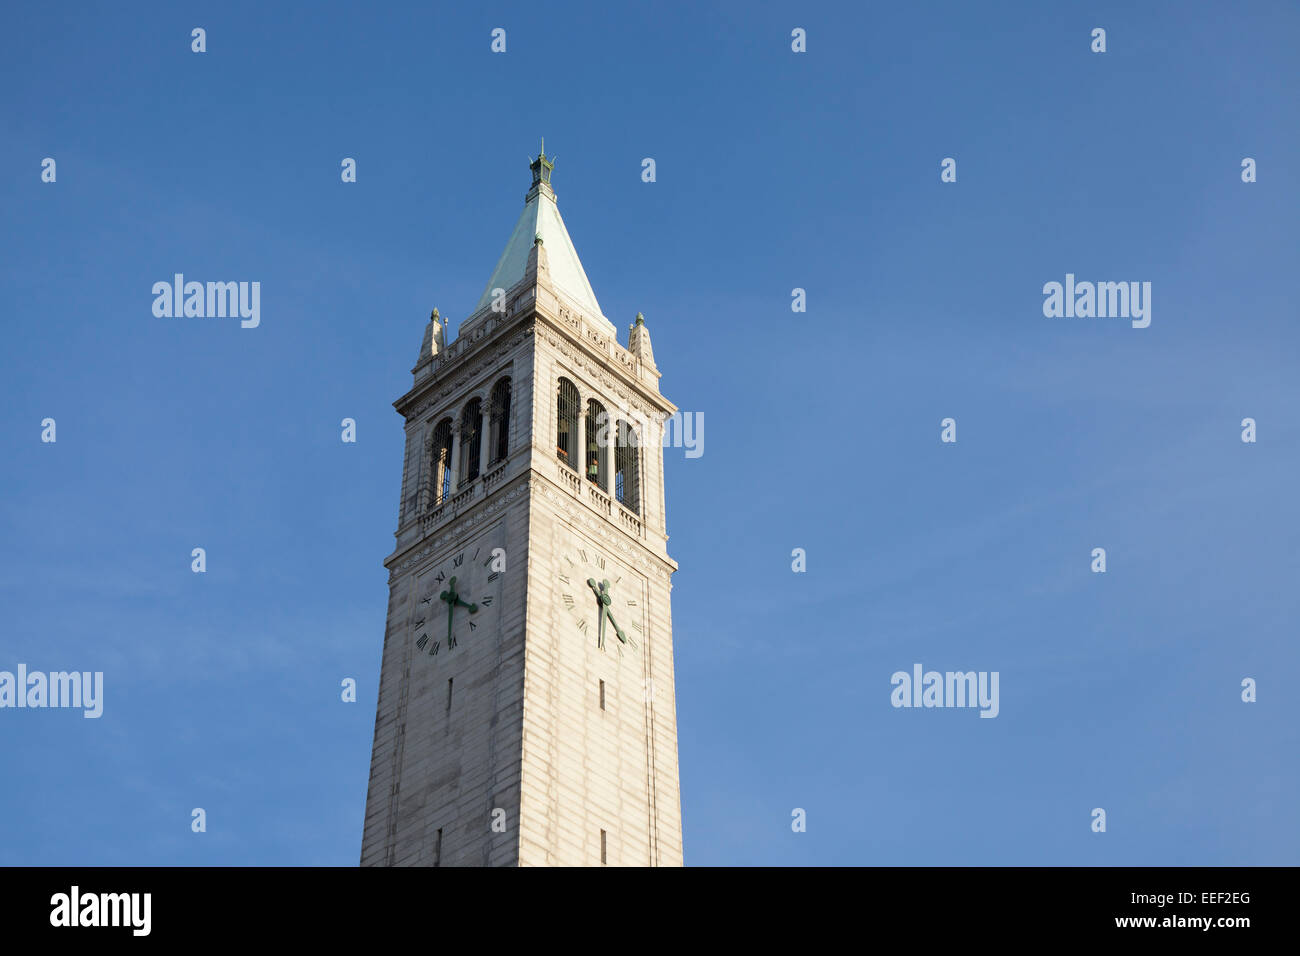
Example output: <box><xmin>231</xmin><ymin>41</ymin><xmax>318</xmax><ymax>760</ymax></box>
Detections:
<box><xmin>474</xmin><ymin>146</ymin><xmax>604</xmax><ymax>321</ymax></box>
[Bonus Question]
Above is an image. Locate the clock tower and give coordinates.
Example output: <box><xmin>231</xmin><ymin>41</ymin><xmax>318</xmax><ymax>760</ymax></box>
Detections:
<box><xmin>360</xmin><ymin>149</ymin><xmax>684</xmax><ymax>866</ymax></box>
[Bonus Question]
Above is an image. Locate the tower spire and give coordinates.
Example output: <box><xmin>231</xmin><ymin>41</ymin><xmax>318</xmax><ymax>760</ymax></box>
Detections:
<box><xmin>477</xmin><ymin>141</ymin><xmax>609</xmax><ymax>329</ymax></box>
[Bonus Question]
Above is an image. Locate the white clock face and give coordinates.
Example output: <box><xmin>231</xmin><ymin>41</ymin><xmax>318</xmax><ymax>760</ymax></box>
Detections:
<box><xmin>410</xmin><ymin>541</ymin><xmax>503</xmax><ymax>665</ymax></box>
<box><xmin>556</xmin><ymin>541</ymin><xmax>644</xmax><ymax>658</ymax></box>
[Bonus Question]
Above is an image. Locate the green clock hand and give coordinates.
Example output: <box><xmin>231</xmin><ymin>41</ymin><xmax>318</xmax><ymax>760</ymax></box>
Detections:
<box><xmin>586</xmin><ymin>578</ymin><xmax>606</xmax><ymax>648</ymax></box>
<box><xmin>585</xmin><ymin>578</ymin><xmax>632</xmax><ymax>650</ymax></box>
<box><xmin>439</xmin><ymin>576</ymin><xmax>462</xmax><ymax>643</ymax></box>
<box><xmin>604</xmin><ymin>609</ymin><xmax>630</xmax><ymax>647</ymax></box>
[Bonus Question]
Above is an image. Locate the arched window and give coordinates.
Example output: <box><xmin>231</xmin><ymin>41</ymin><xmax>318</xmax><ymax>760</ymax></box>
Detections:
<box><xmin>430</xmin><ymin>418</ymin><xmax>454</xmax><ymax>505</ymax></box>
<box><xmin>488</xmin><ymin>378</ymin><xmax>511</xmax><ymax>465</ymax></box>
<box><xmin>459</xmin><ymin>398</ymin><xmax>482</xmax><ymax>485</ymax></box>
<box><xmin>557</xmin><ymin>378</ymin><xmax>580</xmax><ymax>469</ymax></box>
<box><xmin>614</xmin><ymin>420</ymin><xmax>640</xmax><ymax>514</ymax></box>
<box><xmin>585</xmin><ymin>399</ymin><xmax>608</xmax><ymax>489</ymax></box>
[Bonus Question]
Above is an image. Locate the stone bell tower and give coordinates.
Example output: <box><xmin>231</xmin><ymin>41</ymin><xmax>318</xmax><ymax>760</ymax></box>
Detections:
<box><xmin>360</xmin><ymin>147</ymin><xmax>684</xmax><ymax>866</ymax></box>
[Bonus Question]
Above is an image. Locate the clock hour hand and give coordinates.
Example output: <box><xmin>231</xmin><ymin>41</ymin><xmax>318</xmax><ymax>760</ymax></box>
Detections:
<box><xmin>585</xmin><ymin>578</ymin><xmax>606</xmax><ymax>648</ymax></box>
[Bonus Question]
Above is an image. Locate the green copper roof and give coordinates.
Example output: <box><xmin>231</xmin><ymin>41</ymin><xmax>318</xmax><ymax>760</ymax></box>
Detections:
<box><xmin>474</xmin><ymin>154</ymin><xmax>605</xmax><ymax>322</ymax></box>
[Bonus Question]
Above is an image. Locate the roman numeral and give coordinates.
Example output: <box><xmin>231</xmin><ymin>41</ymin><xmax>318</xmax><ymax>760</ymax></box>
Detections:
<box><xmin>447</xmin><ymin>634</ymin><xmax>458</xmax><ymax>649</ymax></box>
<box><xmin>562</xmin><ymin>594</ymin><xmax>575</xmax><ymax>608</ymax></box>
<box><xmin>469</xmin><ymin>621</ymin><xmax>477</xmax><ymax>631</ymax></box>
<box><xmin>434</xmin><ymin>571</ymin><xmax>446</xmax><ymax>584</ymax></box>
<box><xmin>558</xmin><ymin>573</ymin><xmax>570</xmax><ymax>585</ymax></box>
<box><xmin>416</xmin><ymin>634</ymin><xmax>429</xmax><ymax>651</ymax></box>
<box><xmin>481</xmin><ymin>596</ymin><xmax>493</xmax><ymax>607</ymax></box>
<box><xmin>473</xmin><ymin>547</ymin><xmax>480</xmax><ymax>560</ymax></box>
<box><xmin>430</xmin><ymin>641</ymin><xmax>441</xmax><ymax>656</ymax></box>
<box><xmin>578</xmin><ymin>620</ymin><xmax>588</xmax><ymax>633</ymax></box>
<box><xmin>488</xmin><ymin>571</ymin><xmax>500</xmax><ymax>582</ymax></box>
<box><xmin>483</xmin><ymin>556</ymin><xmax>494</xmax><ymax>568</ymax></box>
<box><xmin>453</xmin><ymin>554</ymin><xmax>464</xmax><ymax>568</ymax></box>
<box><xmin>420</xmin><ymin>595</ymin><xmax>432</xmax><ymax>605</ymax></box>
<box><xmin>595</xmin><ymin>556</ymin><xmax>605</xmax><ymax>570</ymax></box>
<box><xmin>626</xmin><ymin>600</ymin><xmax>637</xmax><ymax>607</ymax></box>
<box><xmin>632</xmin><ymin>622</ymin><xmax>643</xmax><ymax>632</ymax></box>
<box><xmin>579</xmin><ymin>549</ymin><xmax>587</xmax><ymax>563</ymax></box>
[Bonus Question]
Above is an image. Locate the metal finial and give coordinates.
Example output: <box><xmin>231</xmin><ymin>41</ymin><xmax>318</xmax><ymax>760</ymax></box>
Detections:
<box><xmin>529</xmin><ymin>141</ymin><xmax>554</xmax><ymax>188</ymax></box>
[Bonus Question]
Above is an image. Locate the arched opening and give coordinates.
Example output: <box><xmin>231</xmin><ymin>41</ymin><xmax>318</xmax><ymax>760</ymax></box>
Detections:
<box><xmin>488</xmin><ymin>378</ymin><xmax>511</xmax><ymax>465</ymax></box>
<box><xmin>585</xmin><ymin>399</ymin><xmax>608</xmax><ymax>490</ymax></box>
<box><xmin>430</xmin><ymin>418</ymin><xmax>454</xmax><ymax>505</ymax></box>
<box><xmin>614</xmin><ymin>420</ymin><xmax>640</xmax><ymax>514</ymax></box>
<box><xmin>459</xmin><ymin>398</ymin><xmax>482</xmax><ymax>485</ymax></box>
<box><xmin>557</xmin><ymin>377</ymin><xmax>580</xmax><ymax>469</ymax></box>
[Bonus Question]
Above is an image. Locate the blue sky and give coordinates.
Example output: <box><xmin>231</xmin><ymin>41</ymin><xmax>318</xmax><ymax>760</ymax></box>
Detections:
<box><xmin>2</xmin><ymin>0</ymin><xmax>1297</xmax><ymax>865</ymax></box>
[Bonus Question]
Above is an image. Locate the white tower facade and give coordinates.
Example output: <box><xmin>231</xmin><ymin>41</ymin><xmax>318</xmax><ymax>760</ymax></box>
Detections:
<box><xmin>361</xmin><ymin>150</ymin><xmax>684</xmax><ymax>866</ymax></box>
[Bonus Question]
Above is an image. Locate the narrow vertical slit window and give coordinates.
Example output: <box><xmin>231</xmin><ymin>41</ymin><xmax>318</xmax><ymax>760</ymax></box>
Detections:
<box><xmin>599</xmin><ymin>679</ymin><xmax>606</xmax><ymax>711</ymax></box>
<box><xmin>434</xmin><ymin>827</ymin><xmax>443</xmax><ymax>867</ymax></box>
<box><xmin>446</xmin><ymin>678</ymin><xmax>454</xmax><ymax>717</ymax></box>
<box><xmin>600</xmin><ymin>829</ymin><xmax>607</xmax><ymax>865</ymax></box>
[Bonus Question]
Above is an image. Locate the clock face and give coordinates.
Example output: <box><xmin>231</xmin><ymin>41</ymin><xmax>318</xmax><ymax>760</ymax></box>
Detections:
<box><xmin>556</xmin><ymin>542</ymin><xmax>644</xmax><ymax>657</ymax></box>
<box><xmin>409</xmin><ymin>542</ymin><xmax>503</xmax><ymax>664</ymax></box>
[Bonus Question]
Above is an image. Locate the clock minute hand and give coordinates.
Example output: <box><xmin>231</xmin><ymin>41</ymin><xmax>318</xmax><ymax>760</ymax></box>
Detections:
<box><xmin>603</xmin><ymin>608</ymin><xmax>630</xmax><ymax>646</ymax></box>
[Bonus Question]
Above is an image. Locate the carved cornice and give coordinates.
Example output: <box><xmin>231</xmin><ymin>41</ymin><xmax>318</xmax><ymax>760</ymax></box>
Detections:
<box><xmin>537</xmin><ymin>317</ymin><xmax>676</xmax><ymax>422</ymax></box>
<box><xmin>400</xmin><ymin>321</ymin><xmax>535</xmax><ymax>422</ymax></box>
<box><xmin>387</xmin><ymin>477</ymin><xmax>531</xmax><ymax>578</ymax></box>
<box><xmin>386</xmin><ymin>474</ymin><xmax>676</xmax><ymax>583</ymax></box>
<box><xmin>537</xmin><ymin>478</ymin><xmax>676</xmax><ymax>582</ymax></box>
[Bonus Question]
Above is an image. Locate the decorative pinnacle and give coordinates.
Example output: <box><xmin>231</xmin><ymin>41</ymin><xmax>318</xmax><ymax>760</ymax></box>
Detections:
<box><xmin>430</xmin><ymin>307</ymin><xmax>439</xmax><ymax>322</ymax></box>
<box><xmin>634</xmin><ymin>312</ymin><xmax>645</xmax><ymax>327</ymax></box>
